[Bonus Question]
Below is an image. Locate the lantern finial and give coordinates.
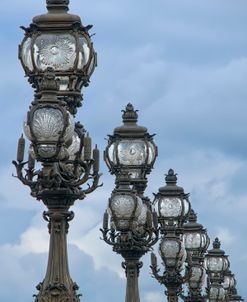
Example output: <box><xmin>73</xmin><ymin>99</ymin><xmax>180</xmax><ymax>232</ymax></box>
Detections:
<box><xmin>46</xmin><ymin>0</ymin><xmax>70</xmax><ymax>11</ymax></box>
<box><xmin>213</xmin><ymin>237</ymin><xmax>221</xmax><ymax>249</ymax></box>
<box><xmin>188</xmin><ymin>209</ymin><xmax>197</xmax><ymax>223</ymax></box>
<box><xmin>165</xmin><ymin>169</ymin><xmax>177</xmax><ymax>185</ymax></box>
<box><xmin>122</xmin><ymin>103</ymin><xmax>138</xmax><ymax>123</ymax></box>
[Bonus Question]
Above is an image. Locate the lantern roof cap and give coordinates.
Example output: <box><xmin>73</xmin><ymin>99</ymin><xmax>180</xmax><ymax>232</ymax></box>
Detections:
<box><xmin>113</xmin><ymin>103</ymin><xmax>149</xmax><ymax>138</ymax></box>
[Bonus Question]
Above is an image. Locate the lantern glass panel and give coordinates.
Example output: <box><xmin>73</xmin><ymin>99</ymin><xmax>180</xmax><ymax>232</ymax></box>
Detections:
<box><xmin>147</xmin><ymin>141</ymin><xmax>156</xmax><ymax>164</ymax></box>
<box><xmin>184</xmin><ymin>233</ymin><xmax>202</xmax><ymax>249</ymax></box>
<box><xmin>33</xmin><ymin>34</ymin><xmax>76</xmax><ymax>71</ymax></box>
<box><xmin>209</xmin><ymin>286</ymin><xmax>225</xmax><ymax>301</ymax></box>
<box><xmin>189</xmin><ymin>266</ymin><xmax>205</xmax><ymax>289</ymax></box>
<box><xmin>117</xmin><ymin>140</ymin><xmax>147</xmax><ymax>165</ymax></box>
<box><xmin>107</xmin><ymin>143</ymin><xmax>116</xmax><ymax>164</ymax></box>
<box><xmin>32</xmin><ymin>108</ymin><xmax>64</xmax><ymax>142</ymax></box>
<box><xmin>223</xmin><ymin>275</ymin><xmax>235</xmax><ymax>290</ymax></box>
<box><xmin>137</xmin><ymin>203</ymin><xmax>147</xmax><ymax>226</ymax></box>
<box><xmin>183</xmin><ymin>198</ymin><xmax>190</xmax><ymax>216</ymax></box>
<box><xmin>159</xmin><ymin>197</ymin><xmax>182</xmax><ymax>218</ymax></box>
<box><xmin>21</xmin><ymin>37</ymin><xmax>34</xmax><ymax>71</ymax></box>
<box><xmin>110</xmin><ymin>194</ymin><xmax>136</xmax><ymax>219</ymax></box>
<box><xmin>206</xmin><ymin>257</ymin><xmax>224</xmax><ymax>272</ymax></box>
<box><xmin>77</xmin><ymin>36</ymin><xmax>90</xmax><ymax>70</ymax></box>
<box><xmin>160</xmin><ymin>239</ymin><xmax>180</xmax><ymax>258</ymax></box>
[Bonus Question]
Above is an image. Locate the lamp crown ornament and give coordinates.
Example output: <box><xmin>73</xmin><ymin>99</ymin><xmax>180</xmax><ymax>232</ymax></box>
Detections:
<box><xmin>188</xmin><ymin>209</ymin><xmax>197</xmax><ymax>223</ymax></box>
<box><xmin>46</xmin><ymin>0</ymin><xmax>70</xmax><ymax>10</ymax></box>
<box><xmin>213</xmin><ymin>237</ymin><xmax>221</xmax><ymax>249</ymax></box>
<box><xmin>122</xmin><ymin>103</ymin><xmax>138</xmax><ymax>123</ymax></box>
<box><xmin>165</xmin><ymin>168</ymin><xmax>178</xmax><ymax>185</ymax></box>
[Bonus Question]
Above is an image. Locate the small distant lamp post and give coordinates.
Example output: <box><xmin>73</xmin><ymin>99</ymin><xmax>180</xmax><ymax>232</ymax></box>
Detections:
<box><xmin>102</xmin><ymin>105</ymin><xmax>159</xmax><ymax>302</ymax></box>
<box><xmin>205</xmin><ymin>238</ymin><xmax>230</xmax><ymax>302</ymax></box>
<box><xmin>182</xmin><ymin>209</ymin><xmax>210</xmax><ymax>302</ymax></box>
<box><xmin>151</xmin><ymin>170</ymin><xmax>191</xmax><ymax>302</ymax></box>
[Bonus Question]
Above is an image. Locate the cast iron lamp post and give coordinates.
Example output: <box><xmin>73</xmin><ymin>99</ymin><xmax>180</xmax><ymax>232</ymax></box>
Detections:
<box><xmin>150</xmin><ymin>169</ymin><xmax>191</xmax><ymax>302</ymax></box>
<box><xmin>205</xmin><ymin>238</ymin><xmax>230</xmax><ymax>302</ymax></box>
<box><xmin>181</xmin><ymin>209</ymin><xmax>210</xmax><ymax>302</ymax></box>
<box><xmin>13</xmin><ymin>1</ymin><xmax>101</xmax><ymax>301</ymax></box>
<box><xmin>101</xmin><ymin>104</ymin><xmax>159</xmax><ymax>302</ymax></box>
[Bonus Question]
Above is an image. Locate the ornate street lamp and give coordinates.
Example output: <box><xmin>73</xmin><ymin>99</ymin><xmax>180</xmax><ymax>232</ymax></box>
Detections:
<box><xmin>104</xmin><ymin>103</ymin><xmax>158</xmax><ymax>195</ymax></box>
<box><xmin>13</xmin><ymin>1</ymin><xmax>101</xmax><ymax>301</ymax></box>
<box><xmin>222</xmin><ymin>269</ymin><xmax>236</xmax><ymax>295</ymax></box>
<box><xmin>181</xmin><ymin>210</ymin><xmax>209</xmax><ymax>302</ymax></box>
<box><xmin>19</xmin><ymin>0</ymin><xmax>97</xmax><ymax>114</ymax></box>
<box><xmin>205</xmin><ymin>238</ymin><xmax>230</xmax><ymax>302</ymax></box>
<box><xmin>151</xmin><ymin>170</ymin><xmax>191</xmax><ymax>302</ymax></box>
<box><xmin>102</xmin><ymin>104</ymin><xmax>159</xmax><ymax>302</ymax></box>
<box><xmin>205</xmin><ymin>238</ymin><xmax>229</xmax><ymax>281</ymax></box>
<box><xmin>101</xmin><ymin>173</ymin><xmax>159</xmax><ymax>302</ymax></box>
<box><xmin>153</xmin><ymin>169</ymin><xmax>190</xmax><ymax>228</ymax></box>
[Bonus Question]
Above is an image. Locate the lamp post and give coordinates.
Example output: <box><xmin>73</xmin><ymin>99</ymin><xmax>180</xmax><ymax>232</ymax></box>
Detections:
<box><xmin>181</xmin><ymin>209</ymin><xmax>210</xmax><ymax>302</ymax></box>
<box><xmin>150</xmin><ymin>169</ymin><xmax>191</xmax><ymax>302</ymax></box>
<box><xmin>205</xmin><ymin>238</ymin><xmax>230</xmax><ymax>302</ymax></box>
<box><xmin>13</xmin><ymin>1</ymin><xmax>101</xmax><ymax>301</ymax></box>
<box><xmin>101</xmin><ymin>104</ymin><xmax>159</xmax><ymax>302</ymax></box>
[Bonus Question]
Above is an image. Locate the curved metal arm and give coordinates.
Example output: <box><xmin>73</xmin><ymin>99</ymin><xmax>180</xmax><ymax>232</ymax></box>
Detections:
<box><xmin>12</xmin><ymin>160</ymin><xmax>38</xmax><ymax>188</ymax></box>
<box><xmin>150</xmin><ymin>264</ymin><xmax>164</xmax><ymax>284</ymax></box>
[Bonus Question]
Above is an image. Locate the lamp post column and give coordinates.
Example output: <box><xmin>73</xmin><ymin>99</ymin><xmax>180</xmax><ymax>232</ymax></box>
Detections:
<box><xmin>122</xmin><ymin>257</ymin><xmax>143</xmax><ymax>302</ymax></box>
<box><xmin>35</xmin><ymin>198</ymin><xmax>80</xmax><ymax>301</ymax></box>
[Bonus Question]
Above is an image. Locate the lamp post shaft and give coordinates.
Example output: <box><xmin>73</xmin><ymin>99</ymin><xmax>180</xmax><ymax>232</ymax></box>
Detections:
<box><xmin>34</xmin><ymin>203</ymin><xmax>80</xmax><ymax>302</ymax></box>
<box><xmin>123</xmin><ymin>259</ymin><xmax>142</xmax><ymax>302</ymax></box>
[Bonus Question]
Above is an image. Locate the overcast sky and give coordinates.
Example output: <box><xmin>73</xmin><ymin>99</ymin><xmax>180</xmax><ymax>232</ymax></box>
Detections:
<box><xmin>0</xmin><ymin>0</ymin><xmax>247</xmax><ymax>301</ymax></box>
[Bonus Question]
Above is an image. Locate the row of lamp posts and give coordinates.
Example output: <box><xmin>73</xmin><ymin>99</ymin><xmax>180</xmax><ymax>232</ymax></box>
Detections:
<box><xmin>102</xmin><ymin>104</ymin><xmax>244</xmax><ymax>302</ymax></box>
<box><xmin>13</xmin><ymin>0</ymin><xmax>244</xmax><ymax>301</ymax></box>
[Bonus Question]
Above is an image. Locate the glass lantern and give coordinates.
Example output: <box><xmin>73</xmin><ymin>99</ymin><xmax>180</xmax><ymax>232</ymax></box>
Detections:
<box><xmin>108</xmin><ymin>175</ymin><xmax>143</xmax><ymax>232</ymax></box>
<box><xmin>154</xmin><ymin>169</ymin><xmax>190</xmax><ymax>228</ymax></box>
<box><xmin>222</xmin><ymin>270</ymin><xmax>236</xmax><ymax>291</ymax></box>
<box><xmin>24</xmin><ymin>105</ymin><xmax>74</xmax><ymax>160</ymax></box>
<box><xmin>183</xmin><ymin>209</ymin><xmax>210</xmax><ymax>256</ymax></box>
<box><xmin>187</xmin><ymin>263</ymin><xmax>206</xmax><ymax>289</ymax></box>
<box><xmin>18</xmin><ymin>0</ymin><xmax>97</xmax><ymax>114</ymax></box>
<box><xmin>159</xmin><ymin>235</ymin><xmax>187</xmax><ymax>270</ymax></box>
<box><xmin>104</xmin><ymin>103</ymin><xmax>157</xmax><ymax>193</ymax></box>
<box><xmin>205</xmin><ymin>238</ymin><xmax>229</xmax><ymax>280</ymax></box>
<box><xmin>209</xmin><ymin>283</ymin><xmax>226</xmax><ymax>302</ymax></box>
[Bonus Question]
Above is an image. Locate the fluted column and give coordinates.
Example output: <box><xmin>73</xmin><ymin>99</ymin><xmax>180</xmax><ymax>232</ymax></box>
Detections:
<box><xmin>122</xmin><ymin>259</ymin><xmax>142</xmax><ymax>302</ymax></box>
<box><xmin>34</xmin><ymin>205</ymin><xmax>80</xmax><ymax>302</ymax></box>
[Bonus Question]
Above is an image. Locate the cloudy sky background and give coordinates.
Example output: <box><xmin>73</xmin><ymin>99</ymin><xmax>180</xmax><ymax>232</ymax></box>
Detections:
<box><xmin>0</xmin><ymin>0</ymin><xmax>247</xmax><ymax>301</ymax></box>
